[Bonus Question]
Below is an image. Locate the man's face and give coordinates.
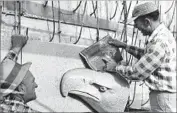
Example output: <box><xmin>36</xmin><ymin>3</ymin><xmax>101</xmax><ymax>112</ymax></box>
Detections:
<box><xmin>22</xmin><ymin>71</ymin><xmax>38</xmax><ymax>103</ymax></box>
<box><xmin>134</xmin><ymin>18</ymin><xmax>151</xmax><ymax>36</ymax></box>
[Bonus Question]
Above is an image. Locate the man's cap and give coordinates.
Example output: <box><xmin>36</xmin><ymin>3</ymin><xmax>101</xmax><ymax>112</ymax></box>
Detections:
<box><xmin>0</xmin><ymin>59</ymin><xmax>32</xmax><ymax>98</ymax></box>
<box><xmin>127</xmin><ymin>2</ymin><xmax>158</xmax><ymax>24</ymax></box>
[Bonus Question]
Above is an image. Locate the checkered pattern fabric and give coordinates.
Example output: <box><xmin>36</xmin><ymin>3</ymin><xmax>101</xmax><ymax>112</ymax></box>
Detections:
<box><xmin>125</xmin><ymin>45</ymin><xmax>145</xmax><ymax>59</ymax></box>
<box><xmin>116</xmin><ymin>23</ymin><xmax>176</xmax><ymax>92</ymax></box>
<box><xmin>0</xmin><ymin>96</ymin><xmax>38</xmax><ymax>112</ymax></box>
<box><xmin>3</xmin><ymin>50</ymin><xmax>18</xmax><ymax>62</ymax></box>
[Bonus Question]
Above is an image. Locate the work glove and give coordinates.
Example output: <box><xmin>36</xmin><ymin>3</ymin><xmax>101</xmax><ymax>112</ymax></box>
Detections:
<box><xmin>10</xmin><ymin>35</ymin><xmax>28</xmax><ymax>53</ymax></box>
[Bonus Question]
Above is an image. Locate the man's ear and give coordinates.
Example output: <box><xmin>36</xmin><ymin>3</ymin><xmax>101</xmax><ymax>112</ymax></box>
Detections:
<box><xmin>144</xmin><ymin>18</ymin><xmax>151</xmax><ymax>27</ymax></box>
<box><xmin>17</xmin><ymin>83</ymin><xmax>26</xmax><ymax>94</ymax></box>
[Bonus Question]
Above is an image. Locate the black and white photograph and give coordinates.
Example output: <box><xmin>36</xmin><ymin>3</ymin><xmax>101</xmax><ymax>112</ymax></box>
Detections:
<box><xmin>0</xmin><ymin>0</ymin><xmax>176</xmax><ymax>112</ymax></box>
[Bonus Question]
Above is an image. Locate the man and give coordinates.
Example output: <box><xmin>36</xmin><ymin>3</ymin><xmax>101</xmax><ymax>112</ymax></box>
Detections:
<box><xmin>104</xmin><ymin>2</ymin><xmax>176</xmax><ymax>112</ymax></box>
<box><xmin>0</xmin><ymin>35</ymin><xmax>38</xmax><ymax>112</ymax></box>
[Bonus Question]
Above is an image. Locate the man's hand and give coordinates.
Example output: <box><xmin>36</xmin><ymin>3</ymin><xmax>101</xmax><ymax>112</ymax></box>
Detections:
<box><xmin>10</xmin><ymin>35</ymin><xmax>28</xmax><ymax>54</ymax></box>
<box><xmin>115</xmin><ymin>65</ymin><xmax>127</xmax><ymax>75</ymax></box>
<box><xmin>108</xmin><ymin>39</ymin><xmax>127</xmax><ymax>48</ymax></box>
<box><xmin>102</xmin><ymin>56</ymin><xmax>117</xmax><ymax>72</ymax></box>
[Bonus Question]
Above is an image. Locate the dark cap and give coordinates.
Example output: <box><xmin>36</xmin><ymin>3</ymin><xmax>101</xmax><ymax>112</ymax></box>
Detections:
<box><xmin>127</xmin><ymin>2</ymin><xmax>158</xmax><ymax>24</ymax></box>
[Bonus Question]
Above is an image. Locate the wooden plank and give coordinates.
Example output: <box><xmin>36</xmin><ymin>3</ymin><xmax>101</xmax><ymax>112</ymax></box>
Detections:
<box><xmin>4</xmin><ymin>1</ymin><xmax>126</xmax><ymax>32</ymax></box>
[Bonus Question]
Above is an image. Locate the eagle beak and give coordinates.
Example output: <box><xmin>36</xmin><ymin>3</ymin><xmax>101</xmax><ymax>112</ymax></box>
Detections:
<box><xmin>61</xmin><ymin>72</ymin><xmax>101</xmax><ymax>102</ymax></box>
<box><xmin>68</xmin><ymin>87</ymin><xmax>101</xmax><ymax>102</ymax></box>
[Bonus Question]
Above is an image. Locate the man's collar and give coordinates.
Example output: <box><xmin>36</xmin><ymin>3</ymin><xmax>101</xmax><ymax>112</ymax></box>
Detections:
<box><xmin>4</xmin><ymin>94</ymin><xmax>25</xmax><ymax>104</ymax></box>
<box><xmin>147</xmin><ymin>23</ymin><xmax>165</xmax><ymax>43</ymax></box>
<box><xmin>14</xmin><ymin>95</ymin><xmax>25</xmax><ymax>103</ymax></box>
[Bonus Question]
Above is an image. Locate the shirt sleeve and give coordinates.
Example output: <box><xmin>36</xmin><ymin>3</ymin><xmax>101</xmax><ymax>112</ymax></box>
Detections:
<box><xmin>125</xmin><ymin>45</ymin><xmax>145</xmax><ymax>59</ymax></box>
<box><xmin>116</xmin><ymin>41</ymin><xmax>166</xmax><ymax>80</ymax></box>
<box><xmin>2</xmin><ymin>50</ymin><xmax>18</xmax><ymax>62</ymax></box>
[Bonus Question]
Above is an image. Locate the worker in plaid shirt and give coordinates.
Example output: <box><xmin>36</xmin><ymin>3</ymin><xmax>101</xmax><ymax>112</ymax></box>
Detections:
<box><xmin>0</xmin><ymin>35</ymin><xmax>39</xmax><ymax>112</ymax></box>
<box><xmin>104</xmin><ymin>2</ymin><xmax>176</xmax><ymax>112</ymax></box>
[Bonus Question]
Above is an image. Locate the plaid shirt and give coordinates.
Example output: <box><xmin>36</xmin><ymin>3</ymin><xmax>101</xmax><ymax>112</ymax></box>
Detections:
<box><xmin>0</xmin><ymin>96</ymin><xmax>38</xmax><ymax>112</ymax></box>
<box><xmin>2</xmin><ymin>50</ymin><xmax>18</xmax><ymax>62</ymax></box>
<box><xmin>116</xmin><ymin>23</ymin><xmax>176</xmax><ymax>92</ymax></box>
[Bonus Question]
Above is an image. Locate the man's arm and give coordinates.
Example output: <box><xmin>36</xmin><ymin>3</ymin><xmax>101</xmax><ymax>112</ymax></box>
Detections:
<box><xmin>108</xmin><ymin>39</ymin><xmax>145</xmax><ymax>59</ymax></box>
<box><xmin>2</xmin><ymin>35</ymin><xmax>28</xmax><ymax>62</ymax></box>
<box><xmin>115</xmin><ymin>40</ymin><xmax>165</xmax><ymax>80</ymax></box>
<box><xmin>125</xmin><ymin>45</ymin><xmax>145</xmax><ymax>59</ymax></box>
